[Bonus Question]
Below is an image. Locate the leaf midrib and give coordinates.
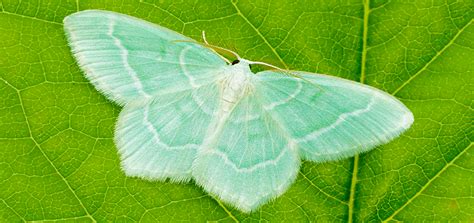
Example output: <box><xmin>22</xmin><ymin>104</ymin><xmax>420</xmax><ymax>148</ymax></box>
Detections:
<box><xmin>347</xmin><ymin>0</ymin><xmax>370</xmax><ymax>222</ymax></box>
<box><xmin>348</xmin><ymin>6</ymin><xmax>473</xmax><ymax>222</ymax></box>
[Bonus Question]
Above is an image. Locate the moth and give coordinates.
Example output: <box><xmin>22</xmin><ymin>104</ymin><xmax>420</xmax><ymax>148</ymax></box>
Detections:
<box><xmin>64</xmin><ymin>10</ymin><xmax>413</xmax><ymax>212</ymax></box>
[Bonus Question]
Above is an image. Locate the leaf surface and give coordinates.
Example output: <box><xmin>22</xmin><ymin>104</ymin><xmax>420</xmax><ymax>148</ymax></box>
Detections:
<box><xmin>0</xmin><ymin>0</ymin><xmax>472</xmax><ymax>221</ymax></box>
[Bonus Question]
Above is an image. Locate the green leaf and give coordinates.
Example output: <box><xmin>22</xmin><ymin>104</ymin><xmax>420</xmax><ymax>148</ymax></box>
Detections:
<box><xmin>0</xmin><ymin>0</ymin><xmax>472</xmax><ymax>221</ymax></box>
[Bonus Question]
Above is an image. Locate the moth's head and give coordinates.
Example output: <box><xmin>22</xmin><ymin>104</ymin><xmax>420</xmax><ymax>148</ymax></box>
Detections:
<box><xmin>231</xmin><ymin>59</ymin><xmax>252</xmax><ymax>70</ymax></box>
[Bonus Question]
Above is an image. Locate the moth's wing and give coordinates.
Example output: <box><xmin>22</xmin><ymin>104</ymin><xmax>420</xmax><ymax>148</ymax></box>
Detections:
<box><xmin>63</xmin><ymin>10</ymin><xmax>226</xmax><ymax>105</ymax></box>
<box><xmin>192</xmin><ymin>92</ymin><xmax>300</xmax><ymax>212</ymax></box>
<box><xmin>254</xmin><ymin>71</ymin><xmax>414</xmax><ymax>162</ymax></box>
<box><xmin>115</xmin><ymin>84</ymin><xmax>220</xmax><ymax>181</ymax></box>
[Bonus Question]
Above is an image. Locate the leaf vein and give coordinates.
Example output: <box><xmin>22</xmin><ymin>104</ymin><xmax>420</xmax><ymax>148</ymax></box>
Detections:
<box><xmin>0</xmin><ymin>77</ymin><xmax>97</xmax><ymax>222</ymax></box>
<box><xmin>382</xmin><ymin>142</ymin><xmax>473</xmax><ymax>222</ymax></box>
<box><xmin>230</xmin><ymin>0</ymin><xmax>288</xmax><ymax>69</ymax></box>
<box><xmin>299</xmin><ymin>169</ymin><xmax>347</xmax><ymax>205</ymax></box>
<box><xmin>0</xmin><ymin>11</ymin><xmax>62</xmax><ymax>25</ymax></box>
<box><xmin>392</xmin><ymin>19</ymin><xmax>473</xmax><ymax>95</ymax></box>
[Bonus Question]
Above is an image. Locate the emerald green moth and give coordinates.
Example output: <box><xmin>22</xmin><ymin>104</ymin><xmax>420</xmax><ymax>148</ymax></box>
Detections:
<box><xmin>63</xmin><ymin>10</ymin><xmax>414</xmax><ymax>212</ymax></box>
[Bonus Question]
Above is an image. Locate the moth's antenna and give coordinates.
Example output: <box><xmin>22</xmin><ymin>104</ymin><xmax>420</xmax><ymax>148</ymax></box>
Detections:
<box><xmin>173</xmin><ymin>34</ymin><xmax>240</xmax><ymax>64</ymax></box>
<box><xmin>205</xmin><ymin>43</ymin><xmax>241</xmax><ymax>60</ymax></box>
<box><xmin>244</xmin><ymin>60</ymin><xmax>284</xmax><ymax>72</ymax></box>
<box><xmin>202</xmin><ymin>31</ymin><xmax>209</xmax><ymax>45</ymax></box>
<box><xmin>200</xmin><ymin>30</ymin><xmax>231</xmax><ymax>63</ymax></box>
<box><xmin>244</xmin><ymin>59</ymin><xmax>325</xmax><ymax>92</ymax></box>
<box><xmin>244</xmin><ymin>59</ymin><xmax>302</xmax><ymax>79</ymax></box>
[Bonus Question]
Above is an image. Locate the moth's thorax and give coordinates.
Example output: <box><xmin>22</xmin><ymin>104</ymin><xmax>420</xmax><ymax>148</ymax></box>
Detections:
<box><xmin>220</xmin><ymin>61</ymin><xmax>253</xmax><ymax>111</ymax></box>
<box><xmin>202</xmin><ymin>61</ymin><xmax>254</xmax><ymax>148</ymax></box>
